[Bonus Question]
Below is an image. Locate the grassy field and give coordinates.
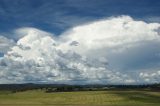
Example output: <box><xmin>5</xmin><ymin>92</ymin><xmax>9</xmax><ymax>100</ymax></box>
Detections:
<box><xmin>0</xmin><ymin>90</ymin><xmax>160</xmax><ymax>106</ymax></box>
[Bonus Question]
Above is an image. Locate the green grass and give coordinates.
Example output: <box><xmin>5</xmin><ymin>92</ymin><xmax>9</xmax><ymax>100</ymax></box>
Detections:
<box><xmin>0</xmin><ymin>90</ymin><xmax>160</xmax><ymax>106</ymax></box>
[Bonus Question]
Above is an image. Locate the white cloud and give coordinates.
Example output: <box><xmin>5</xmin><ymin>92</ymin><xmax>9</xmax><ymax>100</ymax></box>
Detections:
<box><xmin>0</xmin><ymin>36</ymin><xmax>15</xmax><ymax>54</ymax></box>
<box><xmin>139</xmin><ymin>70</ymin><xmax>160</xmax><ymax>83</ymax></box>
<box><xmin>0</xmin><ymin>16</ymin><xmax>160</xmax><ymax>84</ymax></box>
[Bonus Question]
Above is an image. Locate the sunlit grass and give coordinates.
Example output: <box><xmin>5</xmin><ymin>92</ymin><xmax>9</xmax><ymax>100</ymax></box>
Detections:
<box><xmin>0</xmin><ymin>90</ymin><xmax>160</xmax><ymax>106</ymax></box>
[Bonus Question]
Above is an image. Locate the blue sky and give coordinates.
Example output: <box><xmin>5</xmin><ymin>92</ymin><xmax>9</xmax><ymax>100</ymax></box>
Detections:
<box><xmin>0</xmin><ymin>0</ymin><xmax>160</xmax><ymax>84</ymax></box>
<box><xmin>0</xmin><ymin>0</ymin><xmax>160</xmax><ymax>37</ymax></box>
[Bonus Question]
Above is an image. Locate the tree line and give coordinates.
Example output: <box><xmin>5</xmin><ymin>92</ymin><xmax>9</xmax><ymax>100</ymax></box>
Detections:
<box><xmin>0</xmin><ymin>83</ymin><xmax>159</xmax><ymax>93</ymax></box>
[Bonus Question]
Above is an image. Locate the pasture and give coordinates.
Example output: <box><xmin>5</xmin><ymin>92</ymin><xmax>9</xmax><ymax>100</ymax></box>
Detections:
<box><xmin>0</xmin><ymin>90</ymin><xmax>160</xmax><ymax>106</ymax></box>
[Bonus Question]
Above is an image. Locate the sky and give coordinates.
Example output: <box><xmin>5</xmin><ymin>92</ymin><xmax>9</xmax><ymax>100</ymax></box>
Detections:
<box><xmin>0</xmin><ymin>0</ymin><xmax>160</xmax><ymax>84</ymax></box>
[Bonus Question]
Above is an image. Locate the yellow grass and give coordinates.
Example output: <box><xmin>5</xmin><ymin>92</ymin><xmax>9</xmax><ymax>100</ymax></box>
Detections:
<box><xmin>0</xmin><ymin>90</ymin><xmax>160</xmax><ymax>106</ymax></box>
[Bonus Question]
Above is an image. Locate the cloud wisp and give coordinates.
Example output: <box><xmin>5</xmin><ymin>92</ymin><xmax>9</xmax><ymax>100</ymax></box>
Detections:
<box><xmin>0</xmin><ymin>16</ymin><xmax>160</xmax><ymax>84</ymax></box>
<box><xmin>0</xmin><ymin>36</ymin><xmax>15</xmax><ymax>54</ymax></box>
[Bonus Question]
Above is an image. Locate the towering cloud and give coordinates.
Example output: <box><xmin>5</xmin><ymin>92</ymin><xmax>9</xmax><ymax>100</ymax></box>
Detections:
<box><xmin>0</xmin><ymin>16</ymin><xmax>160</xmax><ymax>84</ymax></box>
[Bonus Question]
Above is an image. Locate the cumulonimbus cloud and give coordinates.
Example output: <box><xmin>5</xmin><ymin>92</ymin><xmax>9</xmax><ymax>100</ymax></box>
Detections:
<box><xmin>0</xmin><ymin>16</ymin><xmax>160</xmax><ymax>84</ymax></box>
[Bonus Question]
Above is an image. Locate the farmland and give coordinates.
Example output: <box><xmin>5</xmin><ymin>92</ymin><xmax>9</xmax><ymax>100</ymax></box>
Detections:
<box><xmin>0</xmin><ymin>90</ymin><xmax>160</xmax><ymax>106</ymax></box>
